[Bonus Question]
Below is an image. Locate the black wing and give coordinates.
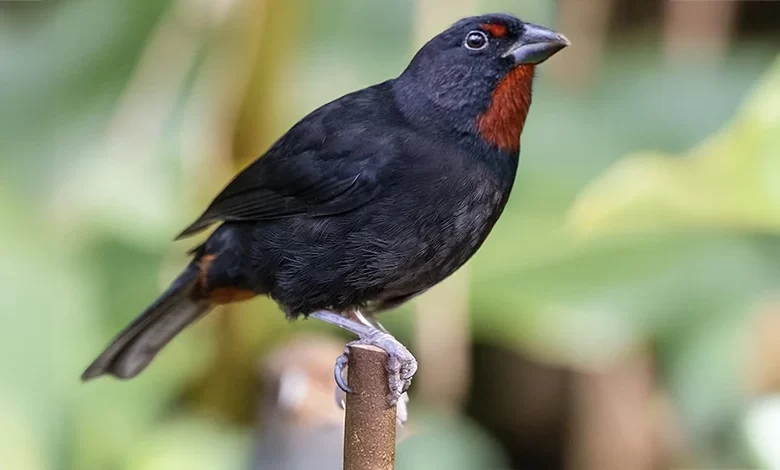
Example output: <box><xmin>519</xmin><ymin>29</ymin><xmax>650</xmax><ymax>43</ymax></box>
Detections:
<box><xmin>176</xmin><ymin>134</ymin><xmax>387</xmax><ymax>240</ymax></box>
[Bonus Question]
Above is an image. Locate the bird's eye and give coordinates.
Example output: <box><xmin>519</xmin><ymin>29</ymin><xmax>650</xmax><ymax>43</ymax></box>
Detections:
<box><xmin>464</xmin><ymin>31</ymin><xmax>488</xmax><ymax>50</ymax></box>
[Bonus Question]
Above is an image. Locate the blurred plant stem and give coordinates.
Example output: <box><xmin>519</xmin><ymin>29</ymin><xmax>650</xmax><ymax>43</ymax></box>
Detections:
<box><xmin>184</xmin><ymin>0</ymin><xmax>305</xmax><ymax>423</ymax></box>
<box><xmin>101</xmin><ymin>0</ymin><xmax>214</xmax><ymax>169</ymax></box>
<box><xmin>548</xmin><ymin>0</ymin><xmax>613</xmax><ymax>91</ymax></box>
<box><xmin>411</xmin><ymin>0</ymin><xmax>475</xmax><ymax>412</ymax></box>
<box><xmin>565</xmin><ymin>350</ymin><xmax>678</xmax><ymax>470</ymax></box>
<box><xmin>230</xmin><ymin>1</ymin><xmax>304</xmax><ymax>162</ymax></box>
<box><xmin>664</xmin><ymin>0</ymin><xmax>736</xmax><ymax>63</ymax></box>
<box><xmin>255</xmin><ymin>336</ymin><xmax>348</xmax><ymax>470</ymax></box>
<box><xmin>746</xmin><ymin>300</ymin><xmax>780</xmax><ymax>395</ymax></box>
<box><xmin>177</xmin><ymin>0</ymin><xmax>269</xmax><ymax>196</ymax></box>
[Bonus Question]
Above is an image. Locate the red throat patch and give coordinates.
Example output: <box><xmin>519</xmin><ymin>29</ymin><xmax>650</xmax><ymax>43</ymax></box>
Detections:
<box><xmin>476</xmin><ymin>64</ymin><xmax>535</xmax><ymax>153</ymax></box>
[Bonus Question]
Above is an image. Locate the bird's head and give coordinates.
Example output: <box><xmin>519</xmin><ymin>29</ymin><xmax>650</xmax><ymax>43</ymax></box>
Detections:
<box><xmin>394</xmin><ymin>14</ymin><xmax>569</xmax><ymax>153</ymax></box>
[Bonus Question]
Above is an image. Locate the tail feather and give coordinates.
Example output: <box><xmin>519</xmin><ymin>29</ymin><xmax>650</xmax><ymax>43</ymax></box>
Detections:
<box><xmin>81</xmin><ymin>266</ymin><xmax>213</xmax><ymax>381</ymax></box>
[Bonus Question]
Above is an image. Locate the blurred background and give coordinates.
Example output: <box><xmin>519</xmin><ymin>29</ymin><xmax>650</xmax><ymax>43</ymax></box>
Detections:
<box><xmin>2</xmin><ymin>0</ymin><xmax>780</xmax><ymax>469</ymax></box>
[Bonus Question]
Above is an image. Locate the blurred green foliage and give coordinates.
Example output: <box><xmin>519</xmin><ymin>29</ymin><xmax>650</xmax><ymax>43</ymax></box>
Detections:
<box><xmin>2</xmin><ymin>0</ymin><xmax>780</xmax><ymax>469</ymax></box>
<box><xmin>571</xmin><ymin>57</ymin><xmax>780</xmax><ymax>235</ymax></box>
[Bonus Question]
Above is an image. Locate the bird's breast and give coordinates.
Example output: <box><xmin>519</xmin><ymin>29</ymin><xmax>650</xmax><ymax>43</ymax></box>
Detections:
<box><xmin>387</xmin><ymin>168</ymin><xmax>510</xmax><ymax>276</ymax></box>
<box><xmin>444</xmin><ymin>178</ymin><xmax>509</xmax><ymax>250</ymax></box>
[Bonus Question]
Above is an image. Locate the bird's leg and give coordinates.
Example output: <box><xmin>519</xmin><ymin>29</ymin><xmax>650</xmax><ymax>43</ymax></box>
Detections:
<box><xmin>351</xmin><ymin>309</ymin><xmax>389</xmax><ymax>333</ymax></box>
<box><xmin>309</xmin><ymin>310</ymin><xmax>417</xmax><ymax>409</ymax></box>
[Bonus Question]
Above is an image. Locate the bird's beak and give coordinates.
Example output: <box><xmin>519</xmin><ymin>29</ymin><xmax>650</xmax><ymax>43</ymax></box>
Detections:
<box><xmin>504</xmin><ymin>23</ymin><xmax>570</xmax><ymax>66</ymax></box>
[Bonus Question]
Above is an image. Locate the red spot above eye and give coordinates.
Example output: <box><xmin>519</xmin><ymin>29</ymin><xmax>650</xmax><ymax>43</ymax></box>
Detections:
<box><xmin>480</xmin><ymin>23</ymin><xmax>508</xmax><ymax>38</ymax></box>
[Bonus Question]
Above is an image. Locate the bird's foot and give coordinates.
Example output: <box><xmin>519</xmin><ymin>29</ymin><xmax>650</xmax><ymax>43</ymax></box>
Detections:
<box><xmin>309</xmin><ymin>310</ymin><xmax>416</xmax><ymax>414</ymax></box>
<box><xmin>334</xmin><ymin>328</ymin><xmax>417</xmax><ymax>406</ymax></box>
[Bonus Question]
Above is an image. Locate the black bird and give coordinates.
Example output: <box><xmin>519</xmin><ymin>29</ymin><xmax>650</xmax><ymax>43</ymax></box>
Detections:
<box><xmin>81</xmin><ymin>13</ymin><xmax>569</xmax><ymax>405</ymax></box>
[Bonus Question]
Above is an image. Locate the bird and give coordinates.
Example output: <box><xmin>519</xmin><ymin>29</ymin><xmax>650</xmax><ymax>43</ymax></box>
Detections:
<box><xmin>81</xmin><ymin>13</ymin><xmax>569</xmax><ymax>406</ymax></box>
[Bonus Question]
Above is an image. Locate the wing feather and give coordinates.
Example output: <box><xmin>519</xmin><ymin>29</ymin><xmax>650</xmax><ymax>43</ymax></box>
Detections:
<box><xmin>176</xmin><ymin>145</ymin><xmax>384</xmax><ymax>240</ymax></box>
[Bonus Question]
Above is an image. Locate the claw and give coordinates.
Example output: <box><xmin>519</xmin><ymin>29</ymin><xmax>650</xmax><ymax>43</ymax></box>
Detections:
<box><xmin>334</xmin><ymin>353</ymin><xmax>351</xmax><ymax>393</ymax></box>
<box><xmin>335</xmin><ymin>386</ymin><xmax>347</xmax><ymax>410</ymax></box>
<box><xmin>396</xmin><ymin>392</ymin><xmax>409</xmax><ymax>426</ymax></box>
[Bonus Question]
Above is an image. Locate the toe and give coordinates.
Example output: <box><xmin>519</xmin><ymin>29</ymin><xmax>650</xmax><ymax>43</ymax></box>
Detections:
<box><xmin>387</xmin><ymin>376</ymin><xmax>403</xmax><ymax>404</ymax></box>
<box><xmin>385</xmin><ymin>355</ymin><xmax>402</xmax><ymax>374</ymax></box>
<box><xmin>334</xmin><ymin>354</ymin><xmax>351</xmax><ymax>393</ymax></box>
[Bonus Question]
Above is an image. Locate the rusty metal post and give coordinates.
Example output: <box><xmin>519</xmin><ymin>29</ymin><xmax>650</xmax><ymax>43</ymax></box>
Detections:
<box><xmin>343</xmin><ymin>344</ymin><xmax>396</xmax><ymax>470</ymax></box>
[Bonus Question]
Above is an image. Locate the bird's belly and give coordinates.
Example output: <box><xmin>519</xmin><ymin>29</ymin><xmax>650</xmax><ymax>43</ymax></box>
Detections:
<box><xmin>362</xmin><ymin>187</ymin><xmax>508</xmax><ymax>305</ymax></box>
<box><xmin>260</xmin><ymin>180</ymin><xmax>510</xmax><ymax>316</ymax></box>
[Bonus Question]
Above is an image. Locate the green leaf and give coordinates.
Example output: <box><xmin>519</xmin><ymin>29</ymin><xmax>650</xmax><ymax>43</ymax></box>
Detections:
<box><xmin>569</xmin><ymin>55</ymin><xmax>780</xmax><ymax>236</ymax></box>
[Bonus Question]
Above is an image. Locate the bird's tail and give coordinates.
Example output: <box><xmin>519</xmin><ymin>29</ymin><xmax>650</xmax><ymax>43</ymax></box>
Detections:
<box><xmin>81</xmin><ymin>264</ymin><xmax>213</xmax><ymax>381</ymax></box>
